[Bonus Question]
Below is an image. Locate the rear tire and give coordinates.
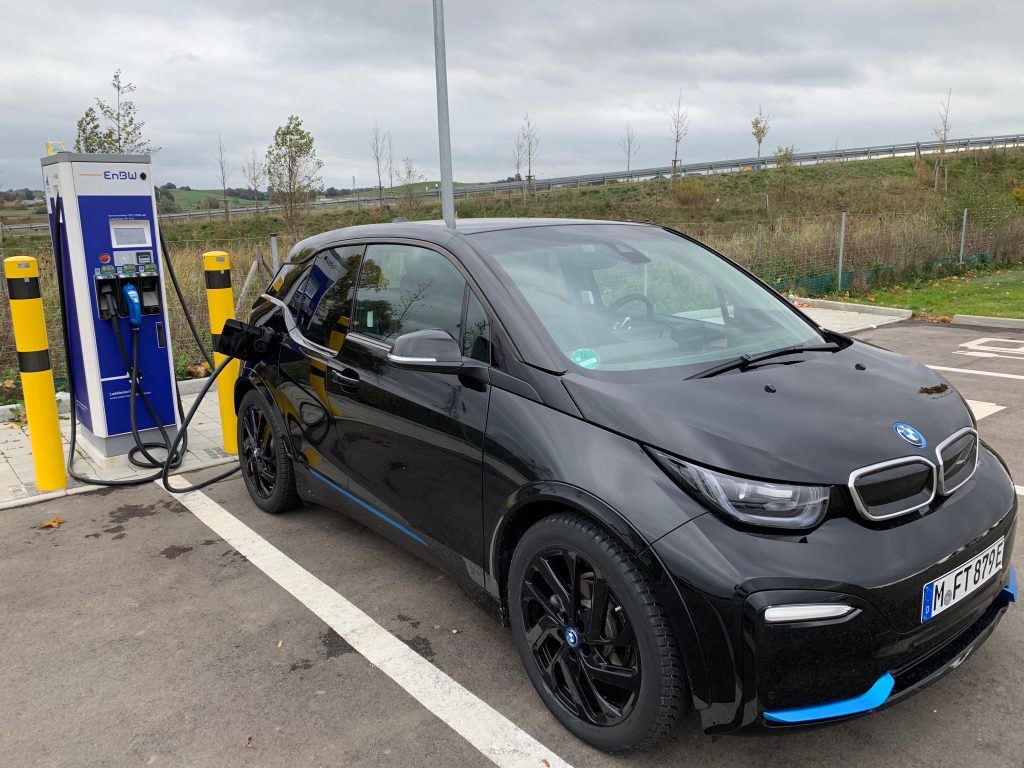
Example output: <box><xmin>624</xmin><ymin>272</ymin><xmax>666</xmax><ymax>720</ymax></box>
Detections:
<box><xmin>508</xmin><ymin>513</ymin><xmax>688</xmax><ymax>753</ymax></box>
<box><xmin>238</xmin><ymin>388</ymin><xmax>299</xmax><ymax>514</ymax></box>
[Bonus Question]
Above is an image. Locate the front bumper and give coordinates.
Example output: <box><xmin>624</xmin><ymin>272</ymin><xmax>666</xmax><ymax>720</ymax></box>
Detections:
<box><xmin>763</xmin><ymin>569</ymin><xmax>1016</xmax><ymax>725</ymax></box>
<box><xmin>651</xmin><ymin>446</ymin><xmax>1018</xmax><ymax>733</ymax></box>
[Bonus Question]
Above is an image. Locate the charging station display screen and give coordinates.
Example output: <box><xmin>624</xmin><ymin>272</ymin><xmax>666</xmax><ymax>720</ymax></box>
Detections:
<box><xmin>111</xmin><ymin>224</ymin><xmax>150</xmax><ymax>247</ymax></box>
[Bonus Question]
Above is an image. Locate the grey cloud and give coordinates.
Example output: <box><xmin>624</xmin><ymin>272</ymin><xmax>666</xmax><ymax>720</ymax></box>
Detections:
<box><xmin>1</xmin><ymin>0</ymin><xmax>1022</xmax><ymax>189</ymax></box>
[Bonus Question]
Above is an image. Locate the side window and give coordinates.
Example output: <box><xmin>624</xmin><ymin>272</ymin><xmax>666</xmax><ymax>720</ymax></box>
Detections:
<box><xmin>299</xmin><ymin>246</ymin><xmax>363</xmax><ymax>350</ymax></box>
<box><xmin>463</xmin><ymin>291</ymin><xmax>491</xmax><ymax>363</ymax></box>
<box><xmin>352</xmin><ymin>244</ymin><xmax>466</xmax><ymax>344</ymax></box>
<box><xmin>274</xmin><ymin>261</ymin><xmax>314</xmax><ymax>328</ymax></box>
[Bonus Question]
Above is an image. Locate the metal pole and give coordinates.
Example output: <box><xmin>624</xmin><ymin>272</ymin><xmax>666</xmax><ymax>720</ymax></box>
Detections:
<box><xmin>837</xmin><ymin>210</ymin><xmax>847</xmax><ymax>293</ymax></box>
<box><xmin>270</xmin><ymin>233</ymin><xmax>280</xmax><ymax>272</ymax></box>
<box><xmin>432</xmin><ymin>0</ymin><xmax>456</xmax><ymax>229</ymax></box>
<box><xmin>958</xmin><ymin>208</ymin><xmax>968</xmax><ymax>263</ymax></box>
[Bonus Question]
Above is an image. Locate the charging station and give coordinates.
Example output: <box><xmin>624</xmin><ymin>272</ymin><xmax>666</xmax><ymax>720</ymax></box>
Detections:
<box><xmin>41</xmin><ymin>153</ymin><xmax>179</xmax><ymax>463</ymax></box>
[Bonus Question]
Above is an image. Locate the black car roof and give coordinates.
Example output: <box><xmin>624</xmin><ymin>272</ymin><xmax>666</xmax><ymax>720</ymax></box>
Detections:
<box><xmin>288</xmin><ymin>217</ymin><xmax>648</xmax><ymax>259</ymax></box>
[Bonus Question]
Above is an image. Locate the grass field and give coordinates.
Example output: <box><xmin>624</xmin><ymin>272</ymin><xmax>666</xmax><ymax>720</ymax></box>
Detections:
<box><xmin>2</xmin><ymin>146</ymin><xmax>1023</xmax><ymax>384</ymax></box>
<box><xmin>835</xmin><ymin>268</ymin><xmax>1024</xmax><ymax>319</ymax></box>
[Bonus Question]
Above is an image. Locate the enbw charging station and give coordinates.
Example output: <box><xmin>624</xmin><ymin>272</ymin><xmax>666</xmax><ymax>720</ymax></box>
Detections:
<box><xmin>41</xmin><ymin>153</ymin><xmax>180</xmax><ymax>464</ymax></box>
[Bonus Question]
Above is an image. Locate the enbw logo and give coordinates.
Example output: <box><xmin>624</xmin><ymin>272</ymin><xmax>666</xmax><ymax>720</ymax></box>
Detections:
<box><xmin>103</xmin><ymin>171</ymin><xmax>138</xmax><ymax>180</ymax></box>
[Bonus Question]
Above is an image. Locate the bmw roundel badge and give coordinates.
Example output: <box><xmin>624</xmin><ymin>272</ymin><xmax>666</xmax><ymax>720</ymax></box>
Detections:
<box><xmin>893</xmin><ymin>422</ymin><xmax>926</xmax><ymax>448</ymax></box>
<box><xmin>564</xmin><ymin>627</ymin><xmax>581</xmax><ymax>648</ymax></box>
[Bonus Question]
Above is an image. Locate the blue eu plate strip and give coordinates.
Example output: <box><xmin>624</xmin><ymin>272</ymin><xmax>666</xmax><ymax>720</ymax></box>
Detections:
<box><xmin>307</xmin><ymin>468</ymin><xmax>426</xmax><ymax>546</ymax></box>
<box><xmin>1001</xmin><ymin>566</ymin><xmax>1017</xmax><ymax>603</ymax></box>
<box><xmin>764</xmin><ymin>672</ymin><xmax>895</xmax><ymax>724</ymax></box>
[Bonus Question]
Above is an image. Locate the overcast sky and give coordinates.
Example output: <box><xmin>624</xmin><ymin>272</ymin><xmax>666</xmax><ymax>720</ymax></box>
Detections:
<box><xmin>2</xmin><ymin>0</ymin><xmax>1022</xmax><ymax>190</ymax></box>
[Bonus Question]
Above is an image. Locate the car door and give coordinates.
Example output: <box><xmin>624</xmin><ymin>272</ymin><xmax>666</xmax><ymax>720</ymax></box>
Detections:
<box><xmin>271</xmin><ymin>244</ymin><xmax>362</xmax><ymax>490</ymax></box>
<box><xmin>325</xmin><ymin>242</ymin><xmax>492</xmax><ymax>574</ymax></box>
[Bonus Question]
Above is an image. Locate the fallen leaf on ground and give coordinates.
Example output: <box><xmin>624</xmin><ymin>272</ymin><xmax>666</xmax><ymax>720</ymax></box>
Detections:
<box><xmin>277</xmin><ymin>639</ymin><xmax>283</xmax><ymax>648</ymax></box>
<box><xmin>40</xmin><ymin>517</ymin><xmax>66</xmax><ymax>528</ymax></box>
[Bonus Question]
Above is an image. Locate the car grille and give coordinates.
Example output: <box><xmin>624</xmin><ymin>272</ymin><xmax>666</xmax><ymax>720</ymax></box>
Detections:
<box><xmin>848</xmin><ymin>426</ymin><xmax>979</xmax><ymax>522</ymax></box>
<box><xmin>849</xmin><ymin>457</ymin><xmax>936</xmax><ymax>520</ymax></box>
<box><xmin>936</xmin><ymin>427</ymin><xmax>979</xmax><ymax>495</ymax></box>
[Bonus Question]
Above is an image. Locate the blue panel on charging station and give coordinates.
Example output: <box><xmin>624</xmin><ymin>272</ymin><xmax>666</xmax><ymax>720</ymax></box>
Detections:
<box><xmin>77</xmin><ymin>194</ymin><xmax>176</xmax><ymax>435</ymax></box>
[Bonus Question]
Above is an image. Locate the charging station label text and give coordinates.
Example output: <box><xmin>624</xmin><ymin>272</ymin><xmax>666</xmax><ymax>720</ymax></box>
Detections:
<box><xmin>103</xmin><ymin>171</ymin><xmax>138</xmax><ymax>180</ymax></box>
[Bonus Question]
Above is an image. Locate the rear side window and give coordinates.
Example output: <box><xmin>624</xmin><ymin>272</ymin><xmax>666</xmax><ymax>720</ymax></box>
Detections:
<box><xmin>352</xmin><ymin>244</ymin><xmax>466</xmax><ymax>344</ymax></box>
<box><xmin>299</xmin><ymin>246</ymin><xmax>363</xmax><ymax>350</ymax></box>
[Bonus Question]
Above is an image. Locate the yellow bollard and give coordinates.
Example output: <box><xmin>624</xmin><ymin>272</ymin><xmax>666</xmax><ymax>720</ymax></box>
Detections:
<box><xmin>4</xmin><ymin>256</ymin><xmax>67</xmax><ymax>490</ymax></box>
<box><xmin>203</xmin><ymin>251</ymin><xmax>240</xmax><ymax>454</ymax></box>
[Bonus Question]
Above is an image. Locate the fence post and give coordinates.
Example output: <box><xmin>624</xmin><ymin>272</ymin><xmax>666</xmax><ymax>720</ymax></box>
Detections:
<box><xmin>4</xmin><ymin>256</ymin><xmax>67</xmax><ymax>491</ymax></box>
<box><xmin>837</xmin><ymin>210</ymin><xmax>847</xmax><ymax>294</ymax></box>
<box><xmin>203</xmin><ymin>251</ymin><xmax>240</xmax><ymax>454</ymax></box>
<box><xmin>270</xmin><ymin>233</ymin><xmax>280</xmax><ymax>272</ymax></box>
<box><xmin>958</xmin><ymin>208</ymin><xmax>968</xmax><ymax>264</ymax></box>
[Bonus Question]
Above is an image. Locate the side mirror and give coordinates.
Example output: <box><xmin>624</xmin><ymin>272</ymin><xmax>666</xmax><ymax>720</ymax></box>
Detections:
<box><xmin>216</xmin><ymin>318</ymin><xmax>282</xmax><ymax>364</ymax></box>
<box><xmin>387</xmin><ymin>328</ymin><xmax>463</xmax><ymax>372</ymax></box>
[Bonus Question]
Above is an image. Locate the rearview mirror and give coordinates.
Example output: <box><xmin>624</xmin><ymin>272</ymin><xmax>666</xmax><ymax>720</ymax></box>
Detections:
<box><xmin>387</xmin><ymin>329</ymin><xmax>463</xmax><ymax>372</ymax></box>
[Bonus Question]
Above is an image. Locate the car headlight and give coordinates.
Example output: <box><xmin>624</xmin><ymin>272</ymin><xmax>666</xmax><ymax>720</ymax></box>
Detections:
<box><xmin>649</xmin><ymin>449</ymin><xmax>829</xmax><ymax>529</ymax></box>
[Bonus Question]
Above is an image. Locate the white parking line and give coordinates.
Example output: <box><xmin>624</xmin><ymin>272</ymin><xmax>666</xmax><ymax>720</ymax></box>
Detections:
<box><xmin>1016</xmin><ymin>485</ymin><xmax>1024</xmax><ymax>497</ymax></box>
<box><xmin>965</xmin><ymin>400</ymin><xmax>1005</xmax><ymax>421</ymax></box>
<box><xmin>159</xmin><ymin>483</ymin><xmax>572</xmax><ymax>768</ymax></box>
<box><xmin>929</xmin><ymin>365</ymin><xmax>1024</xmax><ymax>381</ymax></box>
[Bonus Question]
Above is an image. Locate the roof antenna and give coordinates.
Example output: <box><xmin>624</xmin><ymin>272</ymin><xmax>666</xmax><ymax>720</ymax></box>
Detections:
<box><xmin>432</xmin><ymin>0</ymin><xmax>456</xmax><ymax>229</ymax></box>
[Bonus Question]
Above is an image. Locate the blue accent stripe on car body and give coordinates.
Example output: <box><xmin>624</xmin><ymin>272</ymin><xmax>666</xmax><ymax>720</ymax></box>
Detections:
<box><xmin>763</xmin><ymin>673</ymin><xmax>895</xmax><ymax>724</ymax></box>
<box><xmin>1001</xmin><ymin>566</ymin><xmax>1017</xmax><ymax>602</ymax></box>
<box><xmin>307</xmin><ymin>468</ymin><xmax>426</xmax><ymax>546</ymax></box>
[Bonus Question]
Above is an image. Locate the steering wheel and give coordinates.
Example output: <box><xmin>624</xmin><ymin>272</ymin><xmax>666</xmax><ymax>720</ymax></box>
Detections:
<box><xmin>605</xmin><ymin>293</ymin><xmax>655</xmax><ymax>321</ymax></box>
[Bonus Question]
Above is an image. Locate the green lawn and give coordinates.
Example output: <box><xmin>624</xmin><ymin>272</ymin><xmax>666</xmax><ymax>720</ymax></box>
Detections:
<box><xmin>840</xmin><ymin>268</ymin><xmax>1024</xmax><ymax>319</ymax></box>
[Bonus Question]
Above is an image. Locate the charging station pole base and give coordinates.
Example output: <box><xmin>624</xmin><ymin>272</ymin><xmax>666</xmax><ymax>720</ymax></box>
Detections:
<box><xmin>74</xmin><ymin>422</ymin><xmax>180</xmax><ymax>470</ymax></box>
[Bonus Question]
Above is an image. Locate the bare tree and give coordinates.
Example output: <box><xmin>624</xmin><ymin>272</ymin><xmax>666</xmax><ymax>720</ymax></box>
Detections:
<box><xmin>385</xmin><ymin>131</ymin><xmax>396</xmax><ymax>190</ymax></box>
<box><xmin>241</xmin><ymin>146</ymin><xmax>266</xmax><ymax>215</ymax></box>
<box><xmin>751</xmin><ymin>105</ymin><xmax>771</xmax><ymax>158</ymax></box>
<box><xmin>933</xmin><ymin>88</ymin><xmax>952</xmax><ymax>191</ymax></box>
<box><xmin>619</xmin><ymin>122</ymin><xmax>641</xmax><ymax>178</ymax></box>
<box><xmin>668</xmin><ymin>89</ymin><xmax>689</xmax><ymax>178</ymax></box>
<box><xmin>369</xmin><ymin>121</ymin><xmax>388</xmax><ymax>204</ymax></box>
<box><xmin>518</xmin><ymin>113</ymin><xmax>541</xmax><ymax>190</ymax></box>
<box><xmin>512</xmin><ymin>133</ymin><xmax>524</xmax><ymax>181</ymax></box>
<box><xmin>397</xmin><ymin>157</ymin><xmax>425</xmax><ymax>216</ymax></box>
<box><xmin>215</xmin><ymin>134</ymin><xmax>232</xmax><ymax>222</ymax></box>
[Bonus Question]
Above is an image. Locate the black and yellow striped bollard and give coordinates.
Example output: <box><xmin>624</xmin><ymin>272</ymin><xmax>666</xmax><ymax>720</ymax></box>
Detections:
<box><xmin>4</xmin><ymin>256</ymin><xmax>67</xmax><ymax>490</ymax></box>
<box><xmin>203</xmin><ymin>251</ymin><xmax>241</xmax><ymax>454</ymax></box>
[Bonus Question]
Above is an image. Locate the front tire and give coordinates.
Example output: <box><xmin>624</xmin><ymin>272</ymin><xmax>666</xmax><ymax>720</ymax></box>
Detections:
<box><xmin>238</xmin><ymin>389</ymin><xmax>298</xmax><ymax>514</ymax></box>
<box><xmin>508</xmin><ymin>513</ymin><xmax>688</xmax><ymax>753</ymax></box>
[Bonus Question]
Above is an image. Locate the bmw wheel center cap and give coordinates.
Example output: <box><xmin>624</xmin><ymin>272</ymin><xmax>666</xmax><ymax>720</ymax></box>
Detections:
<box><xmin>564</xmin><ymin>627</ymin><xmax>581</xmax><ymax>648</ymax></box>
<box><xmin>894</xmin><ymin>422</ymin><xmax>926</xmax><ymax>448</ymax></box>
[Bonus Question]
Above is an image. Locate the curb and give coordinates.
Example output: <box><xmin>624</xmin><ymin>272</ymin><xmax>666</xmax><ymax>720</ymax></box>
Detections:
<box><xmin>793</xmin><ymin>297</ymin><xmax>913</xmax><ymax>319</ymax></box>
<box><xmin>951</xmin><ymin>314</ymin><xmax>1024</xmax><ymax>330</ymax></box>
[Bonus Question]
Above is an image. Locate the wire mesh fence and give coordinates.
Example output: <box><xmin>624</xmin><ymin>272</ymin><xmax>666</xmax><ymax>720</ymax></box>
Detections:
<box><xmin>1</xmin><ymin>210</ymin><xmax>1021</xmax><ymax>385</ymax></box>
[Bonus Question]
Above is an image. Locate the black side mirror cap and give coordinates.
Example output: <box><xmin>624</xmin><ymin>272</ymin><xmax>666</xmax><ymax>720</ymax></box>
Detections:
<box><xmin>387</xmin><ymin>328</ymin><xmax>463</xmax><ymax>373</ymax></box>
<box><xmin>216</xmin><ymin>318</ymin><xmax>282</xmax><ymax>364</ymax></box>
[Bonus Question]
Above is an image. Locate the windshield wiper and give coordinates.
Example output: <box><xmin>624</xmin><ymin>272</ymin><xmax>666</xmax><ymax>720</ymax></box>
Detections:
<box><xmin>687</xmin><ymin>342</ymin><xmax>840</xmax><ymax>380</ymax></box>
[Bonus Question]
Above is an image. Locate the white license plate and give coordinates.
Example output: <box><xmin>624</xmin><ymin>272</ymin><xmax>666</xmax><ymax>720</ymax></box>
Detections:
<box><xmin>921</xmin><ymin>537</ymin><xmax>1004</xmax><ymax>622</ymax></box>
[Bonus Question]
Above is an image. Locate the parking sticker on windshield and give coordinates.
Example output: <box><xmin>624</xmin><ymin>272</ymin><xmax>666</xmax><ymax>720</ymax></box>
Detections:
<box><xmin>571</xmin><ymin>348</ymin><xmax>601</xmax><ymax>369</ymax></box>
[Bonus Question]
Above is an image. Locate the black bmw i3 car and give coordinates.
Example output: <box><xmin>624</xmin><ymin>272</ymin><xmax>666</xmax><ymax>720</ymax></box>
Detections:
<box><xmin>230</xmin><ymin>218</ymin><xmax>1017</xmax><ymax>753</ymax></box>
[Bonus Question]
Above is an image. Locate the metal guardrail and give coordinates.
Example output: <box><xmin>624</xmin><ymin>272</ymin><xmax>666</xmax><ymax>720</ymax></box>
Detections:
<box><xmin>5</xmin><ymin>132</ymin><xmax>1022</xmax><ymax>233</ymax></box>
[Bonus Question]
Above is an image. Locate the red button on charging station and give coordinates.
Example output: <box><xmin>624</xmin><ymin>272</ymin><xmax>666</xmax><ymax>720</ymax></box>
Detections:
<box><xmin>99</xmin><ymin>253</ymin><xmax>111</xmax><ymax>264</ymax></box>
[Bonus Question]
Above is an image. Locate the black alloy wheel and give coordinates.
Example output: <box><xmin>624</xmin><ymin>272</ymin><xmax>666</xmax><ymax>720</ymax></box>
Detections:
<box><xmin>521</xmin><ymin>547</ymin><xmax>641</xmax><ymax>726</ymax></box>
<box><xmin>237</xmin><ymin>389</ymin><xmax>299</xmax><ymax>514</ymax></box>
<box><xmin>509</xmin><ymin>514</ymin><xmax>687</xmax><ymax>753</ymax></box>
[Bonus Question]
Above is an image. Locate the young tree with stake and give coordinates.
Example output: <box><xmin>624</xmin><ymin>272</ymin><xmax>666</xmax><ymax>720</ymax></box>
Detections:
<box><xmin>751</xmin><ymin>105</ymin><xmax>770</xmax><ymax>158</ymax></box>
<box><xmin>669</xmin><ymin>89</ymin><xmax>689</xmax><ymax>179</ymax></box>
<box><xmin>265</xmin><ymin>116</ymin><xmax>323</xmax><ymax>235</ymax></box>
<box><xmin>620</xmin><ymin>122</ymin><xmax>641</xmax><ymax>179</ymax></box>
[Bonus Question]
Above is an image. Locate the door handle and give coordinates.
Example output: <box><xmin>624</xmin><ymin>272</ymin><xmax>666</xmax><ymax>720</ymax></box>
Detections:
<box><xmin>330</xmin><ymin>368</ymin><xmax>360</xmax><ymax>388</ymax></box>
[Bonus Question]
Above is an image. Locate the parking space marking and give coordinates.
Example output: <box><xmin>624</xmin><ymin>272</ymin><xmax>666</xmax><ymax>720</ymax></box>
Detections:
<box><xmin>965</xmin><ymin>400</ymin><xmax>1005</xmax><ymax>421</ymax></box>
<box><xmin>1016</xmin><ymin>485</ymin><xmax>1024</xmax><ymax>496</ymax></box>
<box><xmin>161</xmin><ymin>483</ymin><xmax>573</xmax><ymax>768</ymax></box>
<box><xmin>928</xmin><ymin>365</ymin><xmax>1024</xmax><ymax>381</ymax></box>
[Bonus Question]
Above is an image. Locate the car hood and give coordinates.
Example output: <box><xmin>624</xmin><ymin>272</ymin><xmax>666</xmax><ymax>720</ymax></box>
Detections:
<box><xmin>561</xmin><ymin>341</ymin><xmax>974</xmax><ymax>484</ymax></box>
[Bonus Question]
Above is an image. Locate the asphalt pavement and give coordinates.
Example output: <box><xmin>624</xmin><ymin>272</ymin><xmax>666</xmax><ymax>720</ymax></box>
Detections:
<box><xmin>2</xmin><ymin>319</ymin><xmax>1022</xmax><ymax>768</ymax></box>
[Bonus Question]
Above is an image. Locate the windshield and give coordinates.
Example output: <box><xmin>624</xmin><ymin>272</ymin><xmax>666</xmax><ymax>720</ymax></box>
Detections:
<box><xmin>473</xmin><ymin>224</ymin><xmax>821</xmax><ymax>373</ymax></box>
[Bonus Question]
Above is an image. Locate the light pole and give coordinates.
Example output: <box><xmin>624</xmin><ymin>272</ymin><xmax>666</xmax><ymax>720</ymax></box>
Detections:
<box><xmin>432</xmin><ymin>0</ymin><xmax>455</xmax><ymax>229</ymax></box>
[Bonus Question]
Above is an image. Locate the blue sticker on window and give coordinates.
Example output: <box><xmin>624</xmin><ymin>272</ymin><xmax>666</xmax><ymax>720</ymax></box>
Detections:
<box><xmin>571</xmin><ymin>348</ymin><xmax>601</xmax><ymax>369</ymax></box>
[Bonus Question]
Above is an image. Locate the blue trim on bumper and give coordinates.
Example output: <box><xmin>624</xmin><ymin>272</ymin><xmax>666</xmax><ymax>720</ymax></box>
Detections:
<box><xmin>1001</xmin><ymin>566</ymin><xmax>1017</xmax><ymax>603</ymax></box>
<box><xmin>763</xmin><ymin>673</ymin><xmax>895</xmax><ymax>724</ymax></box>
